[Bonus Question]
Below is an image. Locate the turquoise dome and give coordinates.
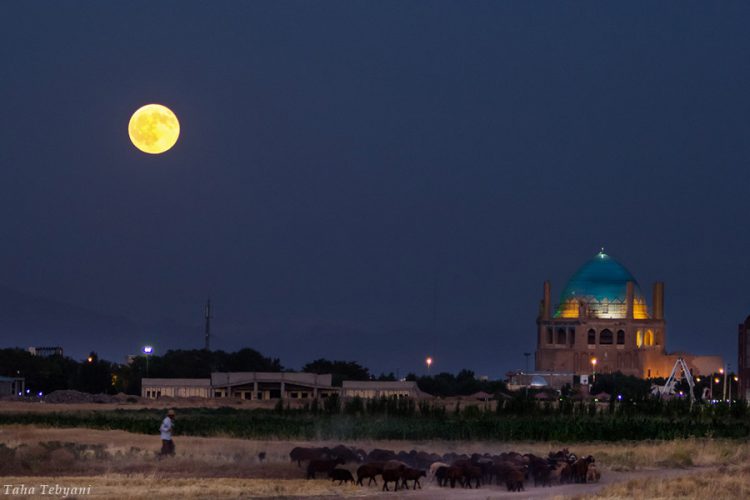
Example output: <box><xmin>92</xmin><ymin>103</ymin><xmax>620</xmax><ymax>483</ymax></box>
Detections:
<box><xmin>554</xmin><ymin>251</ymin><xmax>649</xmax><ymax>319</ymax></box>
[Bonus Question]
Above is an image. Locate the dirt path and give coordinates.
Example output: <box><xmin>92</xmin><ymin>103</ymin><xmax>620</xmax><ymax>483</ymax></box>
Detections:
<box><xmin>348</xmin><ymin>466</ymin><xmax>702</xmax><ymax>499</ymax></box>
<box><xmin>0</xmin><ymin>467</ymin><xmax>706</xmax><ymax>499</ymax></box>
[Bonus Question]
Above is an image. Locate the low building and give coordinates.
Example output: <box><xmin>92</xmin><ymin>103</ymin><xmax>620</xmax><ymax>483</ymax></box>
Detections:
<box><xmin>0</xmin><ymin>376</ymin><xmax>25</xmax><ymax>396</ymax></box>
<box><xmin>141</xmin><ymin>372</ymin><xmax>337</xmax><ymax>400</ymax></box>
<box><xmin>340</xmin><ymin>380</ymin><xmax>432</xmax><ymax>399</ymax></box>
<box><xmin>141</xmin><ymin>378</ymin><xmax>211</xmax><ymax>399</ymax></box>
<box><xmin>28</xmin><ymin>346</ymin><xmax>63</xmax><ymax>357</ymax></box>
<box><xmin>210</xmin><ymin>372</ymin><xmax>336</xmax><ymax>400</ymax></box>
<box><xmin>506</xmin><ymin>371</ymin><xmax>574</xmax><ymax>391</ymax></box>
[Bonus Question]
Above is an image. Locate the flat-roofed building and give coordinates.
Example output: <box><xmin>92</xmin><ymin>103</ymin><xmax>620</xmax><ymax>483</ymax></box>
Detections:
<box><xmin>340</xmin><ymin>380</ymin><xmax>432</xmax><ymax>399</ymax></box>
<box><xmin>0</xmin><ymin>376</ymin><xmax>25</xmax><ymax>396</ymax></box>
<box><xmin>211</xmin><ymin>372</ymin><xmax>335</xmax><ymax>400</ymax></box>
<box><xmin>141</xmin><ymin>372</ymin><xmax>338</xmax><ymax>400</ymax></box>
<box><xmin>141</xmin><ymin>378</ymin><xmax>211</xmax><ymax>399</ymax></box>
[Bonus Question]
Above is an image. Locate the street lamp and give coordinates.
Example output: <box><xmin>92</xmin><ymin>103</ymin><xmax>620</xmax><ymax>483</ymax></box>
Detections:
<box><xmin>730</xmin><ymin>375</ymin><xmax>739</xmax><ymax>402</ymax></box>
<box><xmin>591</xmin><ymin>358</ymin><xmax>597</xmax><ymax>384</ymax></box>
<box><xmin>143</xmin><ymin>345</ymin><xmax>153</xmax><ymax>376</ymax></box>
<box><xmin>426</xmin><ymin>357</ymin><xmax>433</xmax><ymax>376</ymax></box>
<box><xmin>711</xmin><ymin>377</ymin><xmax>719</xmax><ymax>403</ymax></box>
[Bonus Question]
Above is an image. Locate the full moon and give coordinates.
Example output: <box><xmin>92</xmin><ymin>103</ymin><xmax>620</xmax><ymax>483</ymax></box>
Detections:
<box><xmin>128</xmin><ymin>104</ymin><xmax>180</xmax><ymax>154</ymax></box>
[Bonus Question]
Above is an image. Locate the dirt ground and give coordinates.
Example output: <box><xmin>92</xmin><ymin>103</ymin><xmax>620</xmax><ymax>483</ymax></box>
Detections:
<box><xmin>0</xmin><ymin>424</ymin><xmax>726</xmax><ymax>499</ymax></box>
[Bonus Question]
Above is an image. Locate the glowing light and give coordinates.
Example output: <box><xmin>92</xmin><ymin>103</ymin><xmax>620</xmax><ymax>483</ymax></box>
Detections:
<box><xmin>128</xmin><ymin>104</ymin><xmax>180</xmax><ymax>154</ymax></box>
<box><xmin>719</xmin><ymin>368</ymin><xmax>724</xmax><ymax>374</ymax></box>
<box><xmin>87</xmin><ymin>356</ymin><xmax>93</xmax><ymax>363</ymax></box>
<box><xmin>591</xmin><ymin>358</ymin><xmax>597</xmax><ymax>367</ymax></box>
<box><xmin>696</xmin><ymin>377</ymin><xmax>701</xmax><ymax>382</ymax></box>
<box><xmin>644</xmin><ymin>330</ymin><xmax>655</xmax><ymax>347</ymax></box>
<box><xmin>143</xmin><ymin>346</ymin><xmax>153</xmax><ymax>355</ymax></box>
<box><xmin>734</xmin><ymin>376</ymin><xmax>739</xmax><ymax>382</ymax></box>
<box><xmin>715</xmin><ymin>378</ymin><xmax>720</xmax><ymax>383</ymax></box>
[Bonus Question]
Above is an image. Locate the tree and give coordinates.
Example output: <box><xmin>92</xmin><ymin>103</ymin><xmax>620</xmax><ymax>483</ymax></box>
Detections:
<box><xmin>302</xmin><ymin>359</ymin><xmax>370</xmax><ymax>387</ymax></box>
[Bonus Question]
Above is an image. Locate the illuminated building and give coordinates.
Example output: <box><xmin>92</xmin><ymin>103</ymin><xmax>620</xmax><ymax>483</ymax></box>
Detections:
<box><xmin>536</xmin><ymin>251</ymin><xmax>721</xmax><ymax>379</ymax></box>
<box><xmin>738</xmin><ymin>315</ymin><xmax>750</xmax><ymax>400</ymax></box>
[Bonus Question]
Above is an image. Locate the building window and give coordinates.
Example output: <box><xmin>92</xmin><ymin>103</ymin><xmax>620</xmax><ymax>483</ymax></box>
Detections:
<box><xmin>617</xmin><ymin>330</ymin><xmax>625</xmax><ymax>345</ymax></box>
<box><xmin>636</xmin><ymin>330</ymin><xmax>643</xmax><ymax>348</ymax></box>
<box><xmin>644</xmin><ymin>329</ymin><xmax>654</xmax><ymax>346</ymax></box>
<box><xmin>547</xmin><ymin>327</ymin><xmax>553</xmax><ymax>344</ymax></box>
<box><xmin>556</xmin><ymin>327</ymin><xmax>566</xmax><ymax>344</ymax></box>
<box><xmin>600</xmin><ymin>329</ymin><xmax>613</xmax><ymax>345</ymax></box>
<box><xmin>569</xmin><ymin>327</ymin><xmax>576</xmax><ymax>345</ymax></box>
<box><xmin>587</xmin><ymin>329</ymin><xmax>596</xmax><ymax>345</ymax></box>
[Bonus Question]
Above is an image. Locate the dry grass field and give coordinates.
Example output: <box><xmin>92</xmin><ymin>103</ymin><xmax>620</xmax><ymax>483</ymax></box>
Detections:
<box><xmin>0</xmin><ymin>424</ymin><xmax>745</xmax><ymax>498</ymax></box>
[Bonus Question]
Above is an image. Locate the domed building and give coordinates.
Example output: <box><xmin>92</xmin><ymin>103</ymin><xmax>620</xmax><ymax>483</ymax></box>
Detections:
<box><xmin>536</xmin><ymin>251</ymin><xmax>721</xmax><ymax>378</ymax></box>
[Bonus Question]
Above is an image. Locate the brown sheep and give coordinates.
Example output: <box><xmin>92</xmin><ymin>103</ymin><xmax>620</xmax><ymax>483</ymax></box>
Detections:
<box><xmin>356</xmin><ymin>463</ymin><xmax>384</xmax><ymax>486</ymax></box>
<box><xmin>547</xmin><ymin>462</ymin><xmax>567</xmax><ymax>485</ymax></box>
<box><xmin>306</xmin><ymin>457</ymin><xmax>345</xmax><ymax>479</ymax></box>
<box><xmin>329</xmin><ymin>468</ymin><xmax>354</xmax><ymax>485</ymax></box>
<box><xmin>559</xmin><ymin>462</ymin><xmax>573</xmax><ymax>484</ymax></box>
<box><xmin>506</xmin><ymin>469</ymin><xmax>525</xmax><ymax>492</ymax></box>
<box><xmin>434</xmin><ymin>466</ymin><xmax>450</xmax><ymax>487</ymax></box>
<box><xmin>586</xmin><ymin>463</ymin><xmax>601</xmax><ymax>483</ymax></box>
<box><xmin>400</xmin><ymin>467</ymin><xmax>426</xmax><ymax>489</ymax></box>
<box><xmin>572</xmin><ymin>455</ymin><xmax>595</xmax><ymax>483</ymax></box>
<box><xmin>381</xmin><ymin>466</ymin><xmax>404</xmax><ymax>491</ymax></box>
<box><xmin>463</xmin><ymin>465</ymin><xmax>482</xmax><ymax>488</ymax></box>
<box><xmin>428</xmin><ymin>461</ymin><xmax>449</xmax><ymax>481</ymax></box>
<box><xmin>443</xmin><ymin>466</ymin><xmax>466</xmax><ymax>488</ymax></box>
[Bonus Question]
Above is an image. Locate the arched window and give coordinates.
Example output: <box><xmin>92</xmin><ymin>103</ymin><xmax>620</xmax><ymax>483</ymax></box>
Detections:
<box><xmin>644</xmin><ymin>329</ymin><xmax>654</xmax><ymax>346</ymax></box>
<box><xmin>600</xmin><ymin>329</ymin><xmax>613</xmax><ymax>345</ymax></box>
<box><xmin>617</xmin><ymin>330</ymin><xmax>625</xmax><ymax>345</ymax></box>
<box><xmin>587</xmin><ymin>329</ymin><xmax>596</xmax><ymax>345</ymax></box>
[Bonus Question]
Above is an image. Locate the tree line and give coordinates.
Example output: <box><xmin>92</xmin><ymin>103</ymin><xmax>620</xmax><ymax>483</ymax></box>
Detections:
<box><xmin>0</xmin><ymin>347</ymin><xmax>508</xmax><ymax>397</ymax></box>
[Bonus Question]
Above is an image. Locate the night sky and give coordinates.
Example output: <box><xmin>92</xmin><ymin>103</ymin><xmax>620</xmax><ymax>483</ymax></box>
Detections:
<box><xmin>1</xmin><ymin>2</ymin><xmax>749</xmax><ymax>378</ymax></box>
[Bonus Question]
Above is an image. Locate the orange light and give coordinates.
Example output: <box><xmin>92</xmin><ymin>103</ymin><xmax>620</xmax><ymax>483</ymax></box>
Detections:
<box><xmin>87</xmin><ymin>357</ymin><xmax>93</xmax><ymax>363</ymax></box>
<box><xmin>714</xmin><ymin>378</ymin><xmax>720</xmax><ymax>383</ymax></box>
<box><xmin>696</xmin><ymin>377</ymin><xmax>701</xmax><ymax>382</ymax></box>
<box><xmin>734</xmin><ymin>376</ymin><xmax>739</xmax><ymax>382</ymax></box>
<box><xmin>719</xmin><ymin>368</ymin><xmax>724</xmax><ymax>374</ymax></box>
<box><xmin>591</xmin><ymin>358</ymin><xmax>597</xmax><ymax>366</ymax></box>
<box><xmin>426</xmin><ymin>357</ymin><xmax>433</xmax><ymax>367</ymax></box>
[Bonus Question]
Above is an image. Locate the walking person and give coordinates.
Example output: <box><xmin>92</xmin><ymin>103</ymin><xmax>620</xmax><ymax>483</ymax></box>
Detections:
<box><xmin>159</xmin><ymin>409</ymin><xmax>176</xmax><ymax>457</ymax></box>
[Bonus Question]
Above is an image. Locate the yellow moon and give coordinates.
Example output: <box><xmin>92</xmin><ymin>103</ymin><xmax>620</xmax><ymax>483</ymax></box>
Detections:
<box><xmin>128</xmin><ymin>104</ymin><xmax>180</xmax><ymax>154</ymax></box>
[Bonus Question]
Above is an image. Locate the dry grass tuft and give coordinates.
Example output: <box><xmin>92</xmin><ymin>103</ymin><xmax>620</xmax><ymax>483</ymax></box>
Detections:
<box><xmin>577</xmin><ymin>464</ymin><xmax>750</xmax><ymax>499</ymax></box>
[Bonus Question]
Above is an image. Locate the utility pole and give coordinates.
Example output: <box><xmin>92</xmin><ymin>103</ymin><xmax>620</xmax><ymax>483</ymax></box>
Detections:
<box><xmin>204</xmin><ymin>299</ymin><xmax>212</xmax><ymax>351</ymax></box>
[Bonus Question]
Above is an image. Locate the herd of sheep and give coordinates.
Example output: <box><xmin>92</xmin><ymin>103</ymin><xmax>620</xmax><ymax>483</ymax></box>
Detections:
<box><xmin>290</xmin><ymin>445</ymin><xmax>600</xmax><ymax>492</ymax></box>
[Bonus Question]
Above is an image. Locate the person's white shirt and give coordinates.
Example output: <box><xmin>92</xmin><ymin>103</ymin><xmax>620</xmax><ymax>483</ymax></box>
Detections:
<box><xmin>160</xmin><ymin>416</ymin><xmax>173</xmax><ymax>440</ymax></box>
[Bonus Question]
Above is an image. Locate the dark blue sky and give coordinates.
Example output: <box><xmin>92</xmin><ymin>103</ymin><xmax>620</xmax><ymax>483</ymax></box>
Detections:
<box><xmin>1</xmin><ymin>2</ymin><xmax>749</xmax><ymax>377</ymax></box>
